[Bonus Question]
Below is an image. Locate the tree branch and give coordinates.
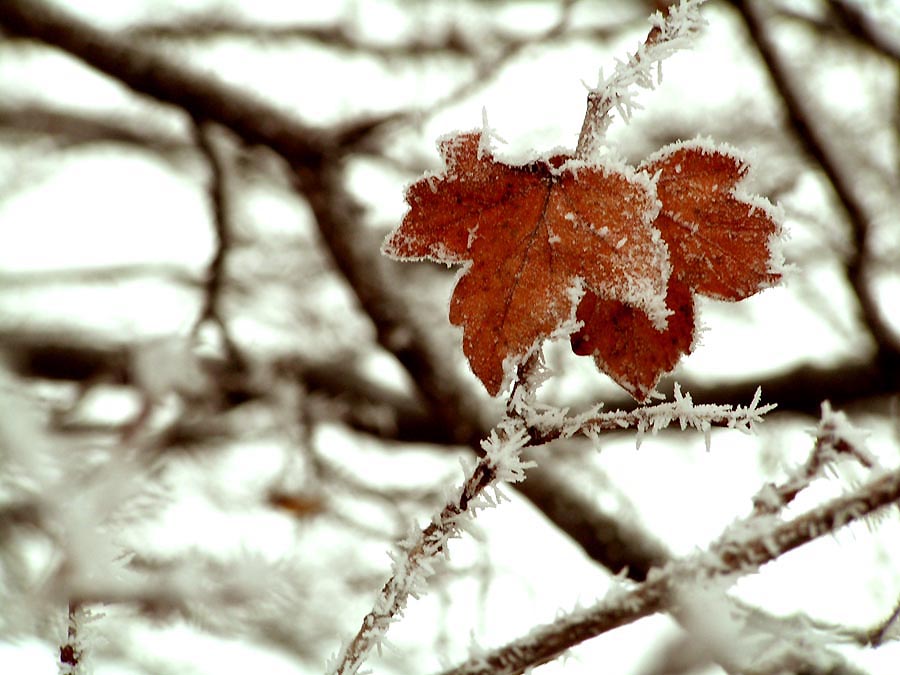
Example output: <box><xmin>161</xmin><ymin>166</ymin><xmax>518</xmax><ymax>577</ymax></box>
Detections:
<box><xmin>828</xmin><ymin>0</ymin><xmax>900</xmax><ymax>63</ymax></box>
<box><xmin>0</xmin><ymin>104</ymin><xmax>187</xmax><ymax>154</ymax></box>
<box><xmin>439</xmin><ymin>462</ymin><xmax>900</xmax><ymax>675</ymax></box>
<box><xmin>190</xmin><ymin>120</ymin><xmax>245</xmax><ymax>368</ymax></box>
<box><xmin>0</xmin><ymin>0</ymin><xmax>329</xmax><ymax>166</ymax></box>
<box><xmin>732</xmin><ymin>0</ymin><xmax>900</xmax><ymax>364</ymax></box>
<box><xmin>330</xmin><ymin>418</ymin><xmax>535</xmax><ymax>675</ymax></box>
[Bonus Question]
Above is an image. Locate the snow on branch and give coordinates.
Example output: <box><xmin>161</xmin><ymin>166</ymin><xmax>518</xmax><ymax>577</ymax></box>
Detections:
<box><xmin>526</xmin><ymin>384</ymin><xmax>775</xmax><ymax>449</ymax></box>
<box><xmin>752</xmin><ymin>400</ymin><xmax>877</xmax><ymax>515</ymax></box>
<box><xmin>576</xmin><ymin>0</ymin><xmax>708</xmax><ymax>158</ymax></box>
<box><xmin>328</xmin><ymin>419</ymin><xmax>535</xmax><ymax>675</ymax></box>
<box><xmin>814</xmin><ymin>400</ymin><xmax>877</xmax><ymax>468</ymax></box>
<box><xmin>438</xmin><ymin>463</ymin><xmax>900</xmax><ymax>675</ymax></box>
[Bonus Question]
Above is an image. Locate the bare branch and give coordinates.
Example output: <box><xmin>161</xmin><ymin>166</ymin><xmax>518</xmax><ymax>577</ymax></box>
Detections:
<box><xmin>828</xmin><ymin>0</ymin><xmax>900</xmax><ymax>63</ymax></box>
<box><xmin>129</xmin><ymin>19</ymin><xmax>479</xmax><ymax>56</ymax></box>
<box><xmin>190</xmin><ymin>120</ymin><xmax>244</xmax><ymax>367</ymax></box>
<box><xmin>0</xmin><ymin>0</ymin><xmax>329</xmax><ymax>166</ymax></box>
<box><xmin>191</xmin><ymin>121</ymin><xmax>230</xmax><ymax>330</ymax></box>
<box><xmin>869</xmin><ymin>595</ymin><xmax>900</xmax><ymax>646</ymax></box>
<box><xmin>733</xmin><ymin>0</ymin><xmax>900</xmax><ymax>362</ymax></box>
<box><xmin>0</xmin><ymin>104</ymin><xmax>186</xmax><ymax>154</ymax></box>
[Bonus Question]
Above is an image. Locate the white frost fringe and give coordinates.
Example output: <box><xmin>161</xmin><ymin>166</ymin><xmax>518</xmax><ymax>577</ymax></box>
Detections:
<box><xmin>522</xmin><ymin>384</ymin><xmax>775</xmax><ymax>451</ymax></box>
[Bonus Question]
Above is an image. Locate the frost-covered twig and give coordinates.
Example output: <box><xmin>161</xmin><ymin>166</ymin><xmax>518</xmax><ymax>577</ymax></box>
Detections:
<box><xmin>752</xmin><ymin>400</ymin><xmax>875</xmax><ymax>514</ymax></box>
<box><xmin>59</xmin><ymin>603</ymin><xmax>83</xmax><ymax>675</ymax></box>
<box><xmin>527</xmin><ymin>385</ymin><xmax>774</xmax><ymax>449</ymax></box>
<box><xmin>328</xmin><ymin>420</ymin><xmax>536</xmax><ymax>675</ymax></box>
<box><xmin>438</xmin><ymin>463</ymin><xmax>900</xmax><ymax>675</ymax></box>
<box><xmin>576</xmin><ymin>0</ymin><xmax>708</xmax><ymax>158</ymax></box>
<box><xmin>814</xmin><ymin>400</ymin><xmax>877</xmax><ymax>467</ymax></box>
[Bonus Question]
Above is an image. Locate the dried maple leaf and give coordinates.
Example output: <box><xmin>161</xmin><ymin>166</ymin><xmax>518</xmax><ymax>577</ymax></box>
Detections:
<box><xmin>572</xmin><ymin>278</ymin><xmax>695</xmax><ymax>401</ymax></box>
<box><xmin>572</xmin><ymin>140</ymin><xmax>782</xmax><ymax>401</ymax></box>
<box><xmin>383</xmin><ymin>131</ymin><xmax>670</xmax><ymax>396</ymax></box>
<box><xmin>642</xmin><ymin>141</ymin><xmax>782</xmax><ymax>299</ymax></box>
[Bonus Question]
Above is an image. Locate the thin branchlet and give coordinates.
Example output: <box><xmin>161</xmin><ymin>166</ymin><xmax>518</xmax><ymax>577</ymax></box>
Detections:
<box><xmin>329</xmin><ymin>401</ymin><xmax>536</xmax><ymax>675</ymax></box>
<box><xmin>524</xmin><ymin>385</ymin><xmax>775</xmax><ymax>448</ymax></box>
<box><xmin>576</xmin><ymin>0</ymin><xmax>708</xmax><ymax>158</ymax></box>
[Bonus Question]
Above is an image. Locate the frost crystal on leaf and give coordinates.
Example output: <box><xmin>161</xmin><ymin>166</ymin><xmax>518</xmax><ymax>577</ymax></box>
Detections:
<box><xmin>573</xmin><ymin>137</ymin><xmax>784</xmax><ymax>401</ymax></box>
<box><xmin>478</xmin><ymin>107</ymin><xmax>506</xmax><ymax>159</ymax></box>
<box><xmin>383</xmin><ymin>131</ymin><xmax>668</xmax><ymax>396</ymax></box>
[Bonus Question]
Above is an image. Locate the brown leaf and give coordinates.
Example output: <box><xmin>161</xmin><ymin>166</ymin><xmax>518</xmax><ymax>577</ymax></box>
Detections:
<box><xmin>383</xmin><ymin>132</ymin><xmax>668</xmax><ymax>395</ymax></box>
<box><xmin>572</xmin><ymin>279</ymin><xmax>695</xmax><ymax>402</ymax></box>
<box><xmin>572</xmin><ymin>141</ymin><xmax>782</xmax><ymax>401</ymax></box>
<box><xmin>641</xmin><ymin>142</ymin><xmax>781</xmax><ymax>299</ymax></box>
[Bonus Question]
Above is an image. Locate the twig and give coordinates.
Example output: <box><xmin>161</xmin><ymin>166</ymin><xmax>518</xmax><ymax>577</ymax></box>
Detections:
<box><xmin>753</xmin><ymin>401</ymin><xmax>876</xmax><ymax>515</ymax></box>
<box><xmin>128</xmin><ymin>19</ymin><xmax>482</xmax><ymax>57</ymax></box>
<box><xmin>869</xmin><ymin>595</ymin><xmax>900</xmax><ymax>646</ymax></box>
<box><xmin>124</xmin><ymin>8</ymin><xmax>641</xmax><ymax>64</ymax></box>
<box><xmin>0</xmin><ymin>0</ymin><xmax>328</xmax><ymax>166</ymax></box>
<box><xmin>527</xmin><ymin>384</ymin><xmax>775</xmax><ymax>448</ymax></box>
<box><xmin>127</xmin><ymin>16</ymin><xmax>585</xmax><ymax>62</ymax></box>
<box><xmin>329</xmin><ymin>418</ymin><xmax>535</xmax><ymax>675</ymax></box>
<box><xmin>575</xmin><ymin>0</ymin><xmax>708</xmax><ymax>158</ymax></box>
<box><xmin>59</xmin><ymin>602</ymin><xmax>84</xmax><ymax>674</ymax></box>
<box><xmin>190</xmin><ymin>119</ymin><xmax>243</xmax><ymax>367</ymax></box>
<box><xmin>425</xmin><ymin>0</ymin><xmax>580</xmax><ymax>117</ymax></box>
<box><xmin>774</xmin><ymin>6</ymin><xmax>900</xmax><ymax>65</ymax></box>
<box><xmin>0</xmin><ymin>104</ymin><xmax>187</xmax><ymax>155</ymax></box>
<box><xmin>191</xmin><ymin>121</ymin><xmax>229</xmax><ymax>329</ymax></box>
<box><xmin>828</xmin><ymin>0</ymin><xmax>900</xmax><ymax>63</ymax></box>
<box><xmin>0</xmin><ymin>262</ymin><xmax>198</xmax><ymax>288</ymax></box>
